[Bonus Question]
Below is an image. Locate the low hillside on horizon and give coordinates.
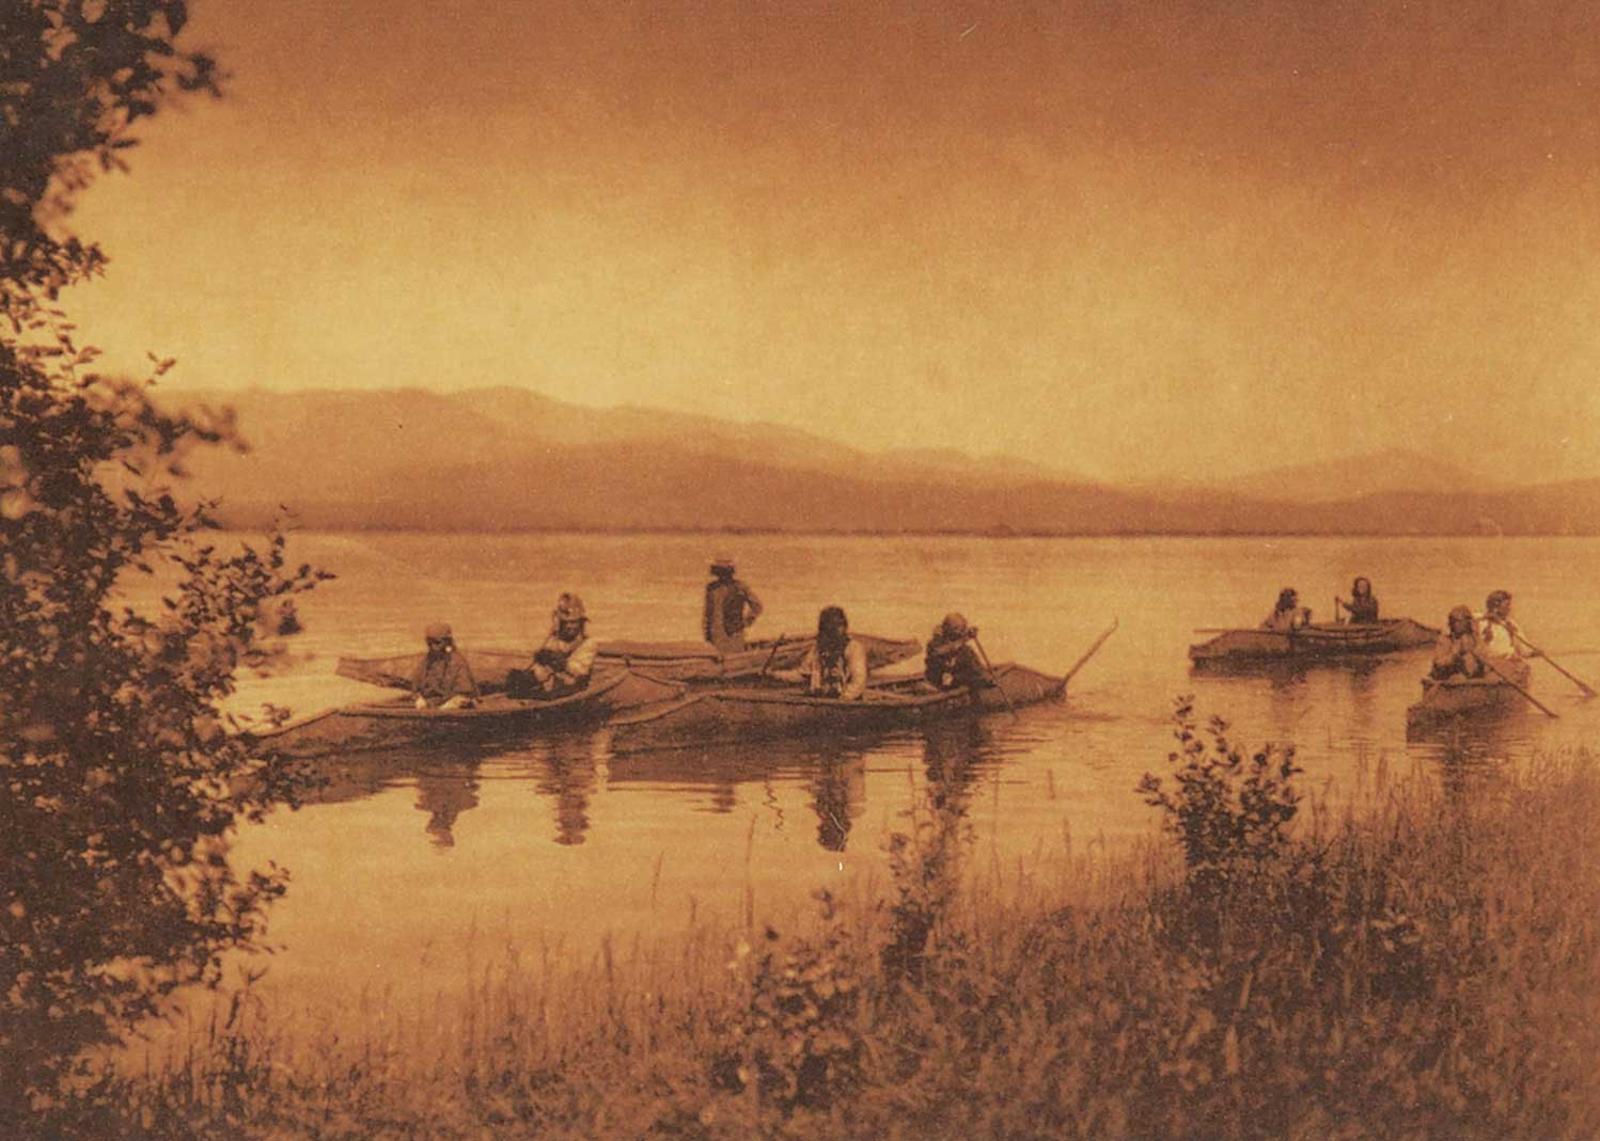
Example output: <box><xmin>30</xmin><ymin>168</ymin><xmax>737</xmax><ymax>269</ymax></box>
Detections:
<box><xmin>163</xmin><ymin>386</ymin><xmax>1600</xmax><ymax>536</ymax></box>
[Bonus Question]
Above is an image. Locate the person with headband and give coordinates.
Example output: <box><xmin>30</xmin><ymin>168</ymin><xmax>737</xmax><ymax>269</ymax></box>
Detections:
<box><xmin>411</xmin><ymin>623</ymin><xmax>479</xmax><ymax>709</ymax></box>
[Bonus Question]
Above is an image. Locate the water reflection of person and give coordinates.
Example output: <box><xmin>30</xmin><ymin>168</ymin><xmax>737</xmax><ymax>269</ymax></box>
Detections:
<box><xmin>809</xmin><ymin>754</ymin><xmax>866</xmax><ymax>852</ymax></box>
<box><xmin>536</xmin><ymin>745</ymin><xmax>597</xmax><ymax>846</ymax></box>
<box><xmin>414</xmin><ymin>765</ymin><xmax>480</xmax><ymax>849</ymax></box>
<box><xmin>922</xmin><ymin>718</ymin><xmax>989</xmax><ymax>816</ymax></box>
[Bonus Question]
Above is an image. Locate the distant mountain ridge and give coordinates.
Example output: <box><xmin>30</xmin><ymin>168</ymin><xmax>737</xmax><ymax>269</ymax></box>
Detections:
<box><xmin>162</xmin><ymin>386</ymin><xmax>1600</xmax><ymax>535</ymax></box>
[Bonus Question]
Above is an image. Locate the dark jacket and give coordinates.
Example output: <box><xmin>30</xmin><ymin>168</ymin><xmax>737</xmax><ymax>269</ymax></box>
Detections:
<box><xmin>1345</xmin><ymin>594</ymin><xmax>1380</xmax><ymax>624</ymax></box>
<box><xmin>925</xmin><ymin>636</ymin><xmax>987</xmax><ymax>691</ymax></box>
<box><xmin>704</xmin><ymin>578</ymin><xmax>763</xmax><ymax>652</ymax></box>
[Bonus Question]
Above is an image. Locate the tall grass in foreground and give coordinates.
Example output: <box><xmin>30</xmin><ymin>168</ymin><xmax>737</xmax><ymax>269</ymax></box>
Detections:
<box><xmin>43</xmin><ymin>705</ymin><xmax>1600</xmax><ymax>1139</ymax></box>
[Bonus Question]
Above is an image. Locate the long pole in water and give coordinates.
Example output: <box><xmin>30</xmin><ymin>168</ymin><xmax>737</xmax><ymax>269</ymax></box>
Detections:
<box><xmin>1480</xmin><ymin>657</ymin><xmax>1560</xmax><ymax>718</ymax></box>
<box><xmin>971</xmin><ymin>634</ymin><xmax>1018</xmax><ymax>719</ymax></box>
<box><xmin>1513</xmin><ymin>634</ymin><xmax>1598</xmax><ymax>698</ymax></box>
<box><xmin>1063</xmin><ymin>617</ymin><xmax>1120</xmax><ymax>686</ymax></box>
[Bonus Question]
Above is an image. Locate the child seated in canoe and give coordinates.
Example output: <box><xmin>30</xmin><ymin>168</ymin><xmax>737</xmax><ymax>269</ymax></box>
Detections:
<box><xmin>507</xmin><ymin>593</ymin><xmax>598</xmax><ymax>700</ymax></box>
<box><xmin>924</xmin><ymin>613</ymin><xmax>990</xmax><ymax>691</ymax></box>
<box><xmin>1335</xmin><ymin>577</ymin><xmax>1380</xmax><ymax>624</ymax></box>
<box><xmin>1430</xmin><ymin>606</ymin><xmax>1484</xmax><ymax>680</ymax></box>
<box><xmin>1261</xmin><ymin>588</ymin><xmax>1312</xmax><ymax>633</ymax></box>
<box><xmin>771</xmin><ymin>605</ymin><xmax>868</xmax><ymax>700</ymax></box>
<box><xmin>413</xmin><ymin>623</ymin><xmax>479</xmax><ymax>709</ymax></box>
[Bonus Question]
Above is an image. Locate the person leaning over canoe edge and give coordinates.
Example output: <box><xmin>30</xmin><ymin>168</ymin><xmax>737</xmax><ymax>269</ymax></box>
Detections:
<box><xmin>1262</xmin><ymin>588</ymin><xmax>1312</xmax><ymax>633</ymax></box>
<box><xmin>703</xmin><ymin>554</ymin><xmax>764</xmax><ymax>653</ymax></box>
<box><xmin>506</xmin><ymin>593</ymin><xmax>599</xmax><ymax>699</ymax></box>
<box><xmin>1431</xmin><ymin>606</ymin><xmax>1484</xmax><ymax>680</ymax></box>
<box><xmin>771</xmin><ymin>605</ymin><xmax>868</xmax><ymax>699</ymax></box>
<box><xmin>1477</xmin><ymin>589</ymin><xmax>1539</xmax><ymax>662</ymax></box>
<box><xmin>413</xmin><ymin>623</ymin><xmax>480</xmax><ymax>710</ymax></box>
<box><xmin>1335</xmin><ymin>576</ymin><xmax>1381</xmax><ymax>624</ymax></box>
<box><xmin>925</xmin><ymin>612</ymin><xmax>991</xmax><ymax>691</ymax></box>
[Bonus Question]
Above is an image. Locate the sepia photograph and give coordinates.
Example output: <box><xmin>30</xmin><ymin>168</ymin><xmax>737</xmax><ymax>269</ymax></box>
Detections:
<box><xmin>3</xmin><ymin>1</ymin><xmax>1599</xmax><ymax>1137</ymax></box>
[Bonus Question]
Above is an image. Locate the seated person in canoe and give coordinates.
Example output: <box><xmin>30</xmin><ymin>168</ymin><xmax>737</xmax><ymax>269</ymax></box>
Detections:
<box><xmin>1335</xmin><ymin>576</ymin><xmax>1380</xmax><ymax>625</ymax></box>
<box><xmin>924</xmin><ymin>612</ymin><xmax>990</xmax><ymax>691</ymax></box>
<box><xmin>703</xmin><ymin>554</ymin><xmax>764</xmax><ymax>653</ymax></box>
<box><xmin>771</xmin><ymin>605</ymin><xmax>868</xmax><ymax>700</ymax></box>
<box><xmin>413</xmin><ymin>623</ymin><xmax>479</xmax><ymax>710</ymax></box>
<box><xmin>507</xmin><ymin>593</ymin><xmax>599</xmax><ymax>699</ymax></box>
<box><xmin>1430</xmin><ymin>606</ymin><xmax>1484</xmax><ymax>680</ymax></box>
<box><xmin>1477</xmin><ymin>589</ymin><xmax>1535</xmax><ymax>662</ymax></box>
<box><xmin>1261</xmin><ymin>588</ymin><xmax>1312</xmax><ymax>633</ymax></box>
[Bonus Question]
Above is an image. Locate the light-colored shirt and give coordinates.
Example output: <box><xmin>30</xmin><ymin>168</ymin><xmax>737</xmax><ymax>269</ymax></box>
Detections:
<box><xmin>788</xmin><ymin>638</ymin><xmax>869</xmax><ymax>700</ymax></box>
<box><xmin>1476</xmin><ymin>615</ymin><xmax>1522</xmax><ymax>660</ymax></box>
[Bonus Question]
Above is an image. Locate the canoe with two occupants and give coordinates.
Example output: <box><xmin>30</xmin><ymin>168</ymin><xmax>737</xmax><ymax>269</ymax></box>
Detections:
<box><xmin>1189</xmin><ymin>618</ymin><xmax>1438</xmax><ymax>665</ymax></box>
<box><xmin>244</xmin><ymin>669</ymin><xmax>685</xmax><ymax>760</ymax></box>
<box><xmin>605</xmin><ymin>662</ymin><xmax>1068</xmax><ymax>755</ymax></box>
<box><xmin>1405</xmin><ymin>658</ymin><xmax>1535</xmax><ymax>727</ymax></box>
<box><xmin>607</xmin><ymin>616</ymin><xmax>1119</xmax><ymax>755</ymax></box>
<box><xmin>335</xmin><ymin>632</ymin><xmax>922</xmax><ymax>690</ymax></box>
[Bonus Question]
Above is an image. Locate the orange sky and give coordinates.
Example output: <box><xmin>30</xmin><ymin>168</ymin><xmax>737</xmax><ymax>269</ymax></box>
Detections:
<box><xmin>64</xmin><ymin>0</ymin><xmax>1600</xmax><ymax>481</ymax></box>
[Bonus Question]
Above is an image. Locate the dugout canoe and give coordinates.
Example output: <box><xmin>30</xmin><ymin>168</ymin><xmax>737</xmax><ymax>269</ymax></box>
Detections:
<box><xmin>606</xmin><ymin>662</ymin><xmax>1065</xmax><ymax>755</ymax></box>
<box><xmin>1188</xmin><ymin>618</ymin><xmax>1437</xmax><ymax>666</ymax></box>
<box><xmin>335</xmin><ymin>632</ymin><xmax>921</xmax><ymax>691</ymax></box>
<box><xmin>1405</xmin><ymin>658</ymin><xmax>1534</xmax><ymax>726</ymax></box>
<box><xmin>245</xmin><ymin>670</ymin><xmax>683</xmax><ymax>760</ymax></box>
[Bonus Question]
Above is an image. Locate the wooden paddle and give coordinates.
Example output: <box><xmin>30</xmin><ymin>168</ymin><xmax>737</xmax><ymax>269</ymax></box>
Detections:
<box><xmin>1479</xmin><ymin>657</ymin><xmax>1560</xmax><ymax>718</ymax></box>
<box><xmin>971</xmin><ymin>634</ymin><xmax>1018</xmax><ymax>719</ymax></box>
<box><xmin>1064</xmin><ymin>617</ymin><xmax>1120</xmax><ymax>685</ymax></box>
<box><xmin>1512</xmin><ymin>633</ymin><xmax>1598</xmax><ymax>698</ymax></box>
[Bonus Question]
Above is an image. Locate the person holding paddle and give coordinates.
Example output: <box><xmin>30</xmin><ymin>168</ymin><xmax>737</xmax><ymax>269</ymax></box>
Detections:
<box><xmin>1335</xmin><ymin>576</ymin><xmax>1380</xmax><ymax>625</ymax></box>
<box><xmin>1477</xmin><ymin>590</ymin><xmax>1534</xmax><ymax>663</ymax></box>
<box><xmin>924</xmin><ymin>613</ymin><xmax>991</xmax><ymax>691</ymax></box>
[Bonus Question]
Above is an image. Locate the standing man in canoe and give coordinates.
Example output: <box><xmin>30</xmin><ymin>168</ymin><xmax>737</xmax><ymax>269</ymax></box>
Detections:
<box><xmin>1430</xmin><ymin>606</ymin><xmax>1484</xmax><ymax>680</ymax></box>
<box><xmin>1262</xmin><ymin>588</ymin><xmax>1312</xmax><ymax>633</ymax></box>
<box><xmin>412</xmin><ymin>623</ymin><xmax>479</xmax><ymax>710</ymax></box>
<box><xmin>1335</xmin><ymin>577</ymin><xmax>1381</xmax><ymax>624</ymax></box>
<box><xmin>925</xmin><ymin>613</ymin><xmax>989</xmax><ymax>691</ymax></box>
<box><xmin>773</xmin><ymin>605</ymin><xmax>868</xmax><ymax>699</ymax></box>
<box><xmin>509</xmin><ymin>593</ymin><xmax>599</xmax><ymax>699</ymax></box>
<box><xmin>703</xmin><ymin>554</ymin><xmax>764</xmax><ymax>653</ymax></box>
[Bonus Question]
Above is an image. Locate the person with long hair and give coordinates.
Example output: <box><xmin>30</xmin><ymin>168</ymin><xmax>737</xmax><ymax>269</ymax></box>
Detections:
<box><xmin>1336</xmin><ymin>576</ymin><xmax>1380</xmax><ymax>624</ymax></box>
<box><xmin>774</xmin><ymin>605</ymin><xmax>869</xmax><ymax>699</ymax></box>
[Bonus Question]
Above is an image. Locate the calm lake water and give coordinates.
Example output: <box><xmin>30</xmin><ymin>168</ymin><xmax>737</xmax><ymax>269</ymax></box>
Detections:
<box><xmin>187</xmin><ymin>533</ymin><xmax>1600</xmax><ymax>1033</ymax></box>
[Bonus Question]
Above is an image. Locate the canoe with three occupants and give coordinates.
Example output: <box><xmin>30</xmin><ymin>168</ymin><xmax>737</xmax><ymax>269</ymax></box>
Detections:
<box><xmin>335</xmin><ymin>632</ymin><xmax>921</xmax><ymax>690</ymax></box>
<box><xmin>1188</xmin><ymin>618</ymin><xmax>1438</xmax><ymax>666</ymax></box>
<box><xmin>605</xmin><ymin>662</ymin><xmax>1068</xmax><ymax>755</ymax></box>
<box><xmin>244</xmin><ymin>669</ymin><xmax>685</xmax><ymax>760</ymax></box>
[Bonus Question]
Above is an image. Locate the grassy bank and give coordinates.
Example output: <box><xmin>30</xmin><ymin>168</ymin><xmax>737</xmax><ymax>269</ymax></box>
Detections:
<box><xmin>43</xmin><ymin>720</ymin><xmax>1600</xmax><ymax>1139</ymax></box>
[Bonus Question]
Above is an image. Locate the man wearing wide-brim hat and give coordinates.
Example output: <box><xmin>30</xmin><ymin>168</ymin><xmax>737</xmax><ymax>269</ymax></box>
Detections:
<box><xmin>703</xmin><ymin>554</ymin><xmax>764</xmax><ymax>654</ymax></box>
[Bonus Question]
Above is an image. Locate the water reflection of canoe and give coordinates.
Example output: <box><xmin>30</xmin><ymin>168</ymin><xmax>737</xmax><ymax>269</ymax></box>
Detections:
<box><xmin>1189</xmin><ymin>619</ymin><xmax>1437</xmax><ymax>665</ymax></box>
<box><xmin>606</xmin><ymin>662</ymin><xmax>1065</xmax><ymax>755</ymax></box>
<box><xmin>335</xmin><ymin>632</ymin><xmax>921</xmax><ymax>690</ymax></box>
<box><xmin>1406</xmin><ymin>659</ymin><xmax>1533</xmax><ymax>725</ymax></box>
<box><xmin>246</xmin><ymin>670</ymin><xmax>681</xmax><ymax>759</ymax></box>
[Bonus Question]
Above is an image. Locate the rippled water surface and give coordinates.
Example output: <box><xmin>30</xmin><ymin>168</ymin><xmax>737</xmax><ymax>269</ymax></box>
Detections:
<box><xmin>189</xmin><ymin>533</ymin><xmax>1600</xmax><ymax>1026</ymax></box>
